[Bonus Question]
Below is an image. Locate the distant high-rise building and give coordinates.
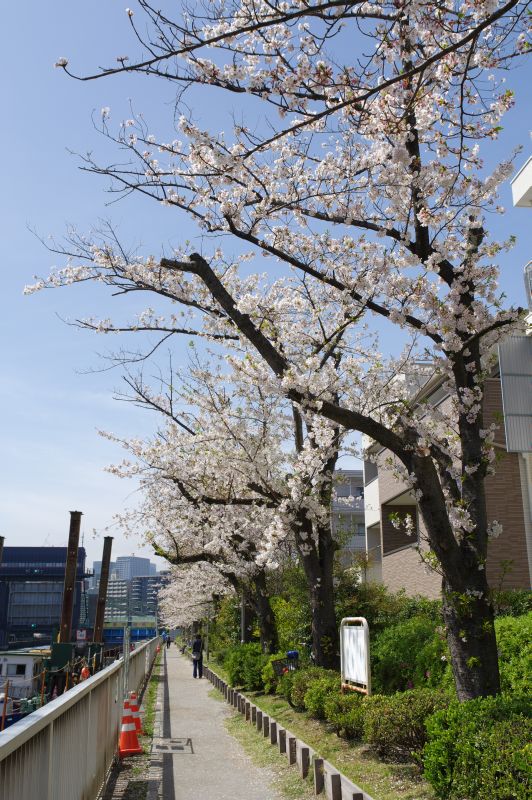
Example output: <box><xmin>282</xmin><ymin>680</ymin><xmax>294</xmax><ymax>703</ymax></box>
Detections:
<box><xmin>0</xmin><ymin>547</ymin><xmax>87</xmax><ymax>647</ymax></box>
<box><xmin>85</xmin><ymin>554</ymin><xmax>164</xmax><ymax>625</ymax></box>
<box><xmin>115</xmin><ymin>556</ymin><xmax>152</xmax><ymax>580</ymax></box>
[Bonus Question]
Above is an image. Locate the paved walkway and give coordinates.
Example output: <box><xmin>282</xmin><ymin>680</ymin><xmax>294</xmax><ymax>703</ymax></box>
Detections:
<box><xmin>147</xmin><ymin>647</ymin><xmax>280</xmax><ymax>800</ymax></box>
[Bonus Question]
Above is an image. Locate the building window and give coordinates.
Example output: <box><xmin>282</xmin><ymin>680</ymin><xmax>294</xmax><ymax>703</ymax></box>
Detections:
<box><xmin>335</xmin><ymin>484</ymin><xmax>351</xmax><ymax>497</ymax></box>
<box><xmin>7</xmin><ymin>664</ymin><xmax>26</xmax><ymax>677</ymax></box>
<box><xmin>364</xmin><ymin>460</ymin><xmax>378</xmax><ymax>485</ymax></box>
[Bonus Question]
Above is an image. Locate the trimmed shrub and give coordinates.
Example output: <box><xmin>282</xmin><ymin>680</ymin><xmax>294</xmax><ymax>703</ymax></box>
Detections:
<box><xmin>304</xmin><ymin>675</ymin><xmax>340</xmax><ymax>719</ymax></box>
<box><xmin>371</xmin><ymin>616</ymin><xmax>447</xmax><ymax>693</ymax></box>
<box><xmin>423</xmin><ymin>694</ymin><xmax>532</xmax><ymax>800</ymax></box>
<box><xmin>324</xmin><ymin>692</ymin><xmax>366</xmax><ymax>739</ymax></box>
<box><xmin>495</xmin><ymin>612</ymin><xmax>532</xmax><ymax>693</ymax></box>
<box><xmin>364</xmin><ymin>688</ymin><xmax>450</xmax><ymax>762</ymax></box>
<box><xmin>288</xmin><ymin>667</ymin><xmax>335</xmax><ymax>710</ymax></box>
<box><xmin>225</xmin><ymin>643</ymin><xmax>267</xmax><ymax>690</ymax></box>
<box><xmin>441</xmin><ymin>612</ymin><xmax>532</xmax><ymax>695</ymax></box>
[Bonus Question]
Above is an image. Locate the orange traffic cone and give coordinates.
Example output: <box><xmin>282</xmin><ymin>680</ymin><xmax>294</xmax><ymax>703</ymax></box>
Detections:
<box><xmin>118</xmin><ymin>699</ymin><xmax>143</xmax><ymax>757</ymax></box>
<box><xmin>129</xmin><ymin>691</ymin><xmax>143</xmax><ymax>734</ymax></box>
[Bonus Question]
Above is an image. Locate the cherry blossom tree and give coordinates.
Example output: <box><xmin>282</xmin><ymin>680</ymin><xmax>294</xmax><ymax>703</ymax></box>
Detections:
<box><xmin>105</xmin><ymin>350</ymin><xmax>348</xmax><ymax>663</ymax></box>
<box><xmin>158</xmin><ymin>562</ymin><xmax>230</xmax><ymax>631</ymax></box>
<box><xmin>32</xmin><ymin>0</ymin><xmax>531</xmax><ymax>698</ymax></box>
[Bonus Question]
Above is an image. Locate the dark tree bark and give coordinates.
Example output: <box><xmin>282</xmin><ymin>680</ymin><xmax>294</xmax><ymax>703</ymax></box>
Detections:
<box><xmin>290</xmin><ymin>409</ymin><xmax>340</xmax><ymax>669</ymax></box>
<box><xmin>240</xmin><ymin>587</ymin><xmax>255</xmax><ymax>644</ymax></box>
<box><xmin>413</xmin><ymin>436</ymin><xmax>501</xmax><ymax>699</ymax></box>
<box><xmin>250</xmin><ymin>571</ymin><xmax>278</xmax><ymax>654</ymax></box>
<box><xmin>298</xmin><ymin>518</ymin><xmax>339</xmax><ymax>669</ymax></box>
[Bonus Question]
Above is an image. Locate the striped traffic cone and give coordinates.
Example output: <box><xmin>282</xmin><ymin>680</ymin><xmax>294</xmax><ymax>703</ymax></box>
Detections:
<box><xmin>118</xmin><ymin>699</ymin><xmax>143</xmax><ymax>757</ymax></box>
<box><xmin>129</xmin><ymin>691</ymin><xmax>143</xmax><ymax>734</ymax></box>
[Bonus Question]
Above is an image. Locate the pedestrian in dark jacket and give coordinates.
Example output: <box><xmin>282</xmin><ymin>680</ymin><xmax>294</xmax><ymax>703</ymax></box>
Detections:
<box><xmin>191</xmin><ymin>634</ymin><xmax>203</xmax><ymax>679</ymax></box>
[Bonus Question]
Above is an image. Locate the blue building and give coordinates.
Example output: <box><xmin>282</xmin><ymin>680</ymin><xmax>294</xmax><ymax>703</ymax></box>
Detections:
<box><xmin>0</xmin><ymin>547</ymin><xmax>87</xmax><ymax>648</ymax></box>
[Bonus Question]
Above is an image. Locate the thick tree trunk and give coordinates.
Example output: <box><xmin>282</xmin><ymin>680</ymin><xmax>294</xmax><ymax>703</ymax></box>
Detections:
<box><xmin>250</xmin><ymin>571</ymin><xmax>278</xmax><ymax>654</ymax></box>
<box><xmin>299</xmin><ymin>522</ymin><xmax>339</xmax><ymax>669</ymax></box>
<box><xmin>240</xmin><ymin>587</ymin><xmax>255</xmax><ymax>644</ymax></box>
<box><xmin>442</xmin><ymin>585</ymin><xmax>500</xmax><ymax>700</ymax></box>
<box><xmin>415</xmin><ymin>450</ymin><xmax>501</xmax><ymax>699</ymax></box>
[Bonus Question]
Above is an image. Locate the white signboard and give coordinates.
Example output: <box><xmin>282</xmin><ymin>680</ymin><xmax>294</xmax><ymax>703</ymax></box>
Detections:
<box><xmin>340</xmin><ymin>617</ymin><xmax>371</xmax><ymax>695</ymax></box>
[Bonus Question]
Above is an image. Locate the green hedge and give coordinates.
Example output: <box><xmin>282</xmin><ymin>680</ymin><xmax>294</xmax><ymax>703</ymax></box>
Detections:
<box><xmin>495</xmin><ymin>612</ymin><xmax>532</xmax><ymax>693</ymax></box>
<box><xmin>441</xmin><ymin>612</ymin><xmax>532</xmax><ymax>695</ymax></box>
<box><xmin>492</xmin><ymin>588</ymin><xmax>532</xmax><ymax>617</ymax></box>
<box><xmin>423</xmin><ymin>694</ymin><xmax>532</xmax><ymax>799</ymax></box>
<box><xmin>335</xmin><ymin>578</ymin><xmax>442</xmax><ymax>637</ymax></box>
<box><xmin>225</xmin><ymin>643</ymin><xmax>268</xmax><ymax>690</ymax></box>
<box><xmin>323</xmin><ymin>692</ymin><xmax>366</xmax><ymax>739</ymax></box>
<box><xmin>287</xmin><ymin>667</ymin><xmax>336</xmax><ymax>710</ymax></box>
<box><xmin>363</xmin><ymin>688</ymin><xmax>450</xmax><ymax>761</ymax></box>
<box><xmin>371</xmin><ymin>616</ymin><xmax>447</xmax><ymax>693</ymax></box>
<box><xmin>303</xmin><ymin>674</ymin><xmax>340</xmax><ymax>719</ymax></box>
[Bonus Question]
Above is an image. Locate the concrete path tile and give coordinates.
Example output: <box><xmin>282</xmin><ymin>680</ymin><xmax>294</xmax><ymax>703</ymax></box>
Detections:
<box><xmin>147</xmin><ymin>647</ymin><xmax>280</xmax><ymax>800</ymax></box>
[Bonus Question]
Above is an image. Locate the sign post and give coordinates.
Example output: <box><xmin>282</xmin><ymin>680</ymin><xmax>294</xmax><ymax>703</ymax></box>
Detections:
<box><xmin>340</xmin><ymin>617</ymin><xmax>371</xmax><ymax>695</ymax></box>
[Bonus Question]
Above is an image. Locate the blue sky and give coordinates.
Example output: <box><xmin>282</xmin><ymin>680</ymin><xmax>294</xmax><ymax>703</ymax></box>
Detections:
<box><xmin>1</xmin><ymin>2</ymin><xmax>530</xmax><ymax>567</ymax></box>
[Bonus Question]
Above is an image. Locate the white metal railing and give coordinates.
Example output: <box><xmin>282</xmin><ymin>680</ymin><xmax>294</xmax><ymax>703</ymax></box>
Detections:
<box><xmin>0</xmin><ymin>637</ymin><xmax>160</xmax><ymax>800</ymax></box>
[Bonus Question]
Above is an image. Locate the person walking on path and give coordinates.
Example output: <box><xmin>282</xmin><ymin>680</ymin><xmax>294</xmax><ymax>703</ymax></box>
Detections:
<box><xmin>191</xmin><ymin>633</ymin><xmax>203</xmax><ymax>679</ymax></box>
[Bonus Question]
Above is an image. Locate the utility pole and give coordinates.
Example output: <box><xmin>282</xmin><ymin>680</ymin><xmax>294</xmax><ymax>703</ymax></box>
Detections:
<box><xmin>93</xmin><ymin>536</ymin><xmax>113</xmax><ymax>643</ymax></box>
<box><xmin>59</xmin><ymin>512</ymin><xmax>82</xmax><ymax>643</ymax></box>
<box><xmin>123</xmin><ymin>625</ymin><xmax>131</xmax><ymax>698</ymax></box>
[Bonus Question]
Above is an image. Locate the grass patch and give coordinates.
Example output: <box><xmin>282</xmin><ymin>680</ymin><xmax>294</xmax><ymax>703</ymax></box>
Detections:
<box><xmin>222</xmin><ymin>698</ymin><xmax>315</xmax><ymax>800</ymax></box>
<box><xmin>206</xmin><ymin>657</ymin><xmax>230</xmax><ymax>682</ymax></box>
<box><xmin>141</xmin><ymin>651</ymin><xmax>162</xmax><ymax>743</ymax></box>
<box><xmin>248</xmin><ymin>693</ymin><xmax>435</xmax><ymax>800</ymax></box>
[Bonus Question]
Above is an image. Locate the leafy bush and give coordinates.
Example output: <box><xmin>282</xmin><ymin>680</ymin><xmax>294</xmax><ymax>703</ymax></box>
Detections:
<box><xmin>261</xmin><ymin>652</ymin><xmax>288</xmax><ymax>694</ymax></box>
<box><xmin>225</xmin><ymin>645</ymin><xmax>247</xmax><ymax>686</ymax></box>
<box><xmin>495</xmin><ymin>612</ymin><xmax>532</xmax><ymax>693</ymax></box>
<box><xmin>335</xmin><ymin>578</ymin><xmax>442</xmax><ymax>637</ymax></box>
<box><xmin>364</xmin><ymin>688</ymin><xmax>450</xmax><ymax>761</ymax></box>
<box><xmin>278</xmin><ymin>668</ymin><xmax>296</xmax><ymax>703</ymax></box>
<box><xmin>492</xmin><ymin>588</ymin><xmax>532</xmax><ymax>617</ymax></box>
<box><xmin>271</xmin><ymin>572</ymin><xmax>311</xmax><ymax>653</ymax></box>
<box><xmin>371</xmin><ymin>616</ymin><xmax>447</xmax><ymax>693</ymax></box>
<box><xmin>304</xmin><ymin>675</ymin><xmax>340</xmax><ymax>719</ymax></box>
<box><xmin>288</xmin><ymin>667</ymin><xmax>334</xmax><ymax>710</ymax></box>
<box><xmin>423</xmin><ymin>694</ymin><xmax>532</xmax><ymax>799</ymax></box>
<box><xmin>440</xmin><ymin>612</ymin><xmax>532</xmax><ymax>695</ymax></box>
<box><xmin>208</xmin><ymin>595</ymin><xmax>242</xmax><ymax>651</ymax></box>
<box><xmin>225</xmin><ymin>643</ymin><xmax>267</xmax><ymax>690</ymax></box>
<box><xmin>324</xmin><ymin>692</ymin><xmax>366</xmax><ymax>739</ymax></box>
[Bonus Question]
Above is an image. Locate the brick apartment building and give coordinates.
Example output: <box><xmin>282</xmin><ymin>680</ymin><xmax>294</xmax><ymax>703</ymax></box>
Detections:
<box><xmin>363</xmin><ymin>157</ymin><xmax>532</xmax><ymax>598</ymax></box>
<box><xmin>363</xmin><ymin>370</ymin><xmax>531</xmax><ymax>598</ymax></box>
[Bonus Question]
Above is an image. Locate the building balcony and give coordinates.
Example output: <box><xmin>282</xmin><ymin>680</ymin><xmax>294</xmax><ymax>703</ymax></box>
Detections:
<box><xmin>511</xmin><ymin>156</ymin><xmax>532</xmax><ymax>208</ymax></box>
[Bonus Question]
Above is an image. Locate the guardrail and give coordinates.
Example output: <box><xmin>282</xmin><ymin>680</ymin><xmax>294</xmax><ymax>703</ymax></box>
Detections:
<box><xmin>0</xmin><ymin>637</ymin><xmax>160</xmax><ymax>800</ymax></box>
